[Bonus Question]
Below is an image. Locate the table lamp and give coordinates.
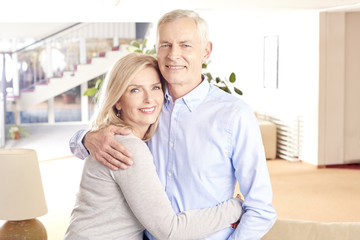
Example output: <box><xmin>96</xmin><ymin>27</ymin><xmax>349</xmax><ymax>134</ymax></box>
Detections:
<box><xmin>0</xmin><ymin>148</ymin><xmax>48</xmax><ymax>240</ymax></box>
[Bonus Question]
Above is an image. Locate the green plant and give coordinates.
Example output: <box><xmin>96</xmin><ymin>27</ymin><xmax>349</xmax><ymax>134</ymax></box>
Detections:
<box><xmin>202</xmin><ymin>61</ymin><xmax>243</xmax><ymax>96</ymax></box>
<box><xmin>83</xmin><ymin>78</ymin><xmax>104</xmax><ymax>101</ymax></box>
<box><xmin>126</xmin><ymin>39</ymin><xmax>156</xmax><ymax>55</ymax></box>
<box><xmin>8</xmin><ymin>124</ymin><xmax>29</xmax><ymax>140</ymax></box>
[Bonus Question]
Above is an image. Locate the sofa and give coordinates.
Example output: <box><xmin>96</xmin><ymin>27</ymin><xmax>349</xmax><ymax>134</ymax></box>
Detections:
<box><xmin>258</xmin><ymin>120</ymin><xmax>277</xmax><ymax>159</ymax></box>
<box><xmin>262</xmin><ymin>218</ymin><xmax>360</xmax><ymax>240</ymax></box>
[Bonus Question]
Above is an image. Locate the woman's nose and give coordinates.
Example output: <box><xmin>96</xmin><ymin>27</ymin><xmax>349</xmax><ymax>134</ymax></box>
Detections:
<box><xmin>143</xmin><ymin>91</ymin><xmax>152</xmax><ymax>103</ymax></box>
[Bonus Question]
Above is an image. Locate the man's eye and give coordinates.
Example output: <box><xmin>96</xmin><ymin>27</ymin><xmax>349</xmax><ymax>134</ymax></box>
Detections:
<box><xmin>183</xmin><ymin>44</ymin><xmax>191</xmax><ymax>47</ymax></box>
<box><xmin>160</xmin><ymin>44</ymin><xmax>169</xmax><ymax>48</ymax></box>
<box><xmin>153</xmin><ymin>86</ymin><xmax>161</xmax><ymax>90</ymax></box>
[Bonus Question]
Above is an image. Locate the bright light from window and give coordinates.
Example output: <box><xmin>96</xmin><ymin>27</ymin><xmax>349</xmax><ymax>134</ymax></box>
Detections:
<box><xmin>21</xmin><ymin>62</ymin><xmax>28</xmax><ymax>72</ymax></box>
<box><xmin>0</xmin><ymin>54</ymin><xmax>15</xmax><ymax>82</ymax></box>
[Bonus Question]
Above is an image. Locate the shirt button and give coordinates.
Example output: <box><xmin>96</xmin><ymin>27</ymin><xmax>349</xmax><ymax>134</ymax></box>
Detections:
<box><xmin>169</xmin><ymin>142</ymin><xmax>174</xmax><ymax>147</ymax></box>
<box><xmin>168</xmin><ymin>172</ymin><xmax>172</xmax><ymax>177</ymax></box>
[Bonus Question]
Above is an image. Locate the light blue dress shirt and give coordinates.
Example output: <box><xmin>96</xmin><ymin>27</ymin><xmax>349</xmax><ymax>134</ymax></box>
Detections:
<box><xmin>70</xmin><ymin>79</ymin><xmax>276</xmax><ymax>240</ymax></box>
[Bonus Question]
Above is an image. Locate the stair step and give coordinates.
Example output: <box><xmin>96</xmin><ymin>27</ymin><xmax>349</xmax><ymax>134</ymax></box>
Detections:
<box><xmin>21</xmin><ymin>88</ymin><xmax>35</xmax><ymax>92</ymax></box>
<box><xmin>13</xmin><ymin>47</ymin><xmax>129</xmax><ymax>111</ymax></box>
<box><xmin>35</xmin><ymin>79</ymin><xmax>50</xmax><ymax>85</ymax></box>
<box><xmin>111</xmin><ymin>45</ymin><xmax>120</xmax><ymax>51</ymax></box>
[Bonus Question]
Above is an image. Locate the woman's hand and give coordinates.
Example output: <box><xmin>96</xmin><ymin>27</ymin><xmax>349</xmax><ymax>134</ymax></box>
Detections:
<box><xmin>83</xmin><ymin>125</ymin><xmax>133</xmax><ymax>170</ymax></box>
<box><xmin>231</xmin><ymin>194</ymin><xmax>243</xmax><ymax>229</ymax></box>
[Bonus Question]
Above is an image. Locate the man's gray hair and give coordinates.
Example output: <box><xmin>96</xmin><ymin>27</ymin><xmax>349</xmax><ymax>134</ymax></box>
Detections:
<box><xmin>157</xmin><ymin>9</ymin><xmax>209</xmax><ymax>46</ymax></box>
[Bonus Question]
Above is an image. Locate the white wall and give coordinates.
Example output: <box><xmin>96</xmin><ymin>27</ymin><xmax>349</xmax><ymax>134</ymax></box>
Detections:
<box><xmin>344</xmin><ymin>12</ymin><xmax>360</xmax><ymax>163</ymax></box>
<box><xmin>319</xmin><ymin>11</ymin><xmax>360</xmax><ymax>165</ymax></box>
<box><xmin>202</xmin><ymin>10</ymin><xmax>320</xmax><ymax>164</ymax></box>
<box><xmin>147</xmin><ymin>9</ymin><xmax>360</xmax><ymax>166</ymax></box>
<box><xmin>319</xmin><ymin>12</ymin><xmax>346</xmax><ymax>166</ymax></box>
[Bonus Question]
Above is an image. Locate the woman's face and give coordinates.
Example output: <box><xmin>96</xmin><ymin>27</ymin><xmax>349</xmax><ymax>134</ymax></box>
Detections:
<box><xmin>115</xmin><ymin>66</ymin><xmax>164</xmax><ymax>138</ymax></box>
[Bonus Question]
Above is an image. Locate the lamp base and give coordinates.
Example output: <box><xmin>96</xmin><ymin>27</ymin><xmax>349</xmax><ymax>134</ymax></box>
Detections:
<box><xmin>0</xmin><ymin>219</ymin><xmax>47</xmax><ymax>240</ymax></box>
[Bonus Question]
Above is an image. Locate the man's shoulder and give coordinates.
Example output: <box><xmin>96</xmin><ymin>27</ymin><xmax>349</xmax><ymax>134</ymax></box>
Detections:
<box><xmin>207</xmin><ymin>85</ymin><xmax>252</xmax><ymax>112</ymax></box>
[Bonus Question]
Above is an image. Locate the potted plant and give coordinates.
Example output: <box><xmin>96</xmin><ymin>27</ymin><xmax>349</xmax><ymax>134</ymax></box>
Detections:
<box><xmin>8</xmin><ymin>125</ymin><xmax>29</xmax><ymax>140</ymax></box>
<box><xmin>202</xmin><ymin>61</ymin><xmax>242</xmax><ymax>96</ymax></box>
<box><xmin>82</xmin><ymin>77</ymin><xmax>104</xmax><ymax>101</ymax></box>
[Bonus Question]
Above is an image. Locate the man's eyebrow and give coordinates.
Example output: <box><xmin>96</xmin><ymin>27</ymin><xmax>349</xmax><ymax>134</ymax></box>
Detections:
<box><xmin>159</xmin><ymin>40</ymin><xmax>191</xmax><ymax>44</ymax></box>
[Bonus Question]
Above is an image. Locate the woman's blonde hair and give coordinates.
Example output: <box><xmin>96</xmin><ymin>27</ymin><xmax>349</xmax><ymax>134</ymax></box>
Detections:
<box><xmin>89</xmin><ymin>52</ymin><xmax>163</xmax><ymax>141</ymax></box>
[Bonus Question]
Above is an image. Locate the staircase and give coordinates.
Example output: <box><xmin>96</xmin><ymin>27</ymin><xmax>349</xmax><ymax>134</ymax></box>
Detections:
<box><xmin>8</xmin><ymin>47</ymin><xmax>129</xmax><ymax>112</ymax></box>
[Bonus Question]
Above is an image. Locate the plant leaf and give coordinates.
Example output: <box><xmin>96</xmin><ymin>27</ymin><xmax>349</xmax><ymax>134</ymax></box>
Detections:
<box><xmin>95</xmin><ymin>79</ymin><xmax>103</xmax><ymax>89</ymax></box>
<box><xmin>229</xmin><ymin>72</ymin><xmax>236</xmax><ymax>83</ymax></box>
<box><xmin>126</xmin><ymin>45</ymin><xmax>138</xmax><ymax>52</ymax></box>
<box><xmin>234</xmin><ymin>87</ymin><xmax>243</xmax><ymax>95</ymax></box>
<box><xmin>141</xmin><ymin>39</ymin><xmax>147</xmax><ymax>50</ymax></box>
<box><xmin>220</xmin><ymin>86</ymin><xmax>231</xmax><ymax>94</ymax></box>
<box><xmin>131</xmin><ymin>41</ymin><xmax>140</xmax><ymax>48</ymax></box>
<box><xmin>215</xmin><ymin>77</ymin><xmax>221</xmax><ymax>84</ymax></box>
<box><xmin>83</xmin><ymin>88</ymin><xmax>98</xmax><ymax>97</ymax></box>
<box><xmin>204</xmin><ymin>72</ymin><xmax>213</xmax><ymax>81</ymax></box>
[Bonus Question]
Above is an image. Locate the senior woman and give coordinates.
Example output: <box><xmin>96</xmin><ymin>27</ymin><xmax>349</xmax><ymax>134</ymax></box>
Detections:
<box><xmin>63</xmin><ymin>53</ymin><xmax>243</xmax><ymax>240</ymax></box>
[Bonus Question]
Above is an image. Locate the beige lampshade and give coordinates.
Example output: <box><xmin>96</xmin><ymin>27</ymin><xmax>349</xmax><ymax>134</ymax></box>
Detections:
<box><xmin>0</xmin><ymin>148</ymin><xmax>48</xmax><ymax>220</ymax></box>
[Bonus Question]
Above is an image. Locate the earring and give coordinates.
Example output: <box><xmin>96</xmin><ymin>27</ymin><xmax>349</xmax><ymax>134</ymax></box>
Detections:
<box><xmin>116</xmin><ymin>109</ymin><xmax>121</xmax><ymax>118</ymax></box>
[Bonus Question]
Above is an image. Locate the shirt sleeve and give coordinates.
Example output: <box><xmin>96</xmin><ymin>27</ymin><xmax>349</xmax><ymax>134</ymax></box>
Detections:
<box><xmin>228</xmin><ymin>107</ymin><xmax>277</xmax><ymax>240</ymax></box>
<box><xmin>69</xmin><ymin>129</ymin><xmax>90</xmax><ymax>160</ymax></box>
<box><xmin>111</xmin><ymin>135</ymin><xmax>243</xmax><ymax>240</ymax></box>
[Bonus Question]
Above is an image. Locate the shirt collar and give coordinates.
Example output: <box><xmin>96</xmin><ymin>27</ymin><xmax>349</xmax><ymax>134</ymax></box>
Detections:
<box><xmin>164</xmin><ymin>75</ymin><xmax>210</xmax><ymax>112</ymax></box>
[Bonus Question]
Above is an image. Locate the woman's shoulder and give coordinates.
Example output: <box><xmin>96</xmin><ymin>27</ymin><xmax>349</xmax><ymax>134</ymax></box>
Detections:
<box><xmin>114</xmin><ymin>134</ymin><xmax>150</xmax><ymax>156</ymax></box>
<box><xmin>115</xmin><ymin>133</ymin><xmax>143</xmax><ymax>144</ymax></box>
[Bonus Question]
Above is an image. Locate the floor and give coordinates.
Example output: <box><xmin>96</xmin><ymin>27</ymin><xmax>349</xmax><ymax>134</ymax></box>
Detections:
<box><xmin>267</xmin><ymin>159</ymin><xmax>360</xmax><ymax>223</ymax></box>
<box><xmin>4</xmin><ymin>123</ymin><xmax>88</xmax><ymax>161</ymax></box>
<box><xmin>3</xmin><ymin>123</ymin><xmax>88</xmax><ymax>240</ymax></box>
<box><xmin>2</xmin><ymin>124</ymin><xmax>360</xmax><ymax>239</ymax></box>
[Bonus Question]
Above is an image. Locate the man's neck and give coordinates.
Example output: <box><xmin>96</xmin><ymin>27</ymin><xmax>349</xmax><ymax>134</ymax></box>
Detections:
<box><xmin>168</xmin><ymin>80</ymin><xmax>203</xmax><ymax>101</ymax></box>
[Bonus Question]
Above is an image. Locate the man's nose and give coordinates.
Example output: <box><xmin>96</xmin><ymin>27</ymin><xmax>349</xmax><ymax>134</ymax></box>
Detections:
<box><xmin>168</xmin><ymin>46</ymin><xmax>180</xmax><ymax>59</ymax></box>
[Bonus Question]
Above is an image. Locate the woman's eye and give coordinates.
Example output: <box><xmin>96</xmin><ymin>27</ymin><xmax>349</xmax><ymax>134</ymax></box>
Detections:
<box><xmin>130</xmin><ymin>88</ymin><xmax>139</xmax><ymax>93</ymax></box>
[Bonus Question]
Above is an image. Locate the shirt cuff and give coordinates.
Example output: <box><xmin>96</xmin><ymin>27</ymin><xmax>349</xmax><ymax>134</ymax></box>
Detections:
<box><xmin>69</xmin><ymin>129</ymin><xmax>90</xmax><ymax>159</ymax></box>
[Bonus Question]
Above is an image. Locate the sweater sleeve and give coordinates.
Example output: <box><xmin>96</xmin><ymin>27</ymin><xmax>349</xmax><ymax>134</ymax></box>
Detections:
<box><xmin>111</xmin><ymin>135</ymin><xmax>243</xmax><ymax>240</ymax></box>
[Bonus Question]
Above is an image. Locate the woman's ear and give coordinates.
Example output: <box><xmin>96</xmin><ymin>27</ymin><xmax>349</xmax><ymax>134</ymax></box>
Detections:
<box><xmin>115</xmin><ymin>101</ymin><xmax>121</xmax><ymax>111</ymax></box>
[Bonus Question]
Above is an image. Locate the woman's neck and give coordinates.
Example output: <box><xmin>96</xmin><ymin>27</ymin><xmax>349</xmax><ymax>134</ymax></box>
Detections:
<box><xmin>131</xmin><ymin>126</ymin><xmax>149</xmax><ymax>140</ymax></box>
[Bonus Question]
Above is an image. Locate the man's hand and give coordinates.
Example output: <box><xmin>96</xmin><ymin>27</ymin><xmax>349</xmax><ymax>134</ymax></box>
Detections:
<box><xmin>83</xmin><ymin>125</ymin><xmax>133</xmax><ymax>170</ymax></box>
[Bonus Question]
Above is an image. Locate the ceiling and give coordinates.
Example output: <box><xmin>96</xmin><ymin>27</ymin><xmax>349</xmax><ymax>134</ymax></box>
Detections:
<box><xmin>1</xmin><ymin>0</ymin><xmax>360</xmax><ymax>52</ymax></box>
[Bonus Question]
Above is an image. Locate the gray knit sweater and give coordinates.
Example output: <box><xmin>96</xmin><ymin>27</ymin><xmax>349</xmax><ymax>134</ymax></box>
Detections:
<box><xmin>64</xmin><ymin>134</ymin><xmax>242</xmax><ymax>240</ymax></box>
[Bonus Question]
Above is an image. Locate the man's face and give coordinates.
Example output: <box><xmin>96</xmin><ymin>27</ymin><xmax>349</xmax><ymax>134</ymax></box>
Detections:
<box><xmin>157</xmin><ymin>17</ymin><xmax>211</xmax><ymax>98</ymax></box>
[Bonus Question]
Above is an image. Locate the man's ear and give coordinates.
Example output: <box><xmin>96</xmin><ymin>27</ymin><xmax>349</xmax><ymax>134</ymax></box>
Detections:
<box><xmin>202</xmin><ymin>41</ymin><xmax>213</xmax><ymax>63</ymax></box>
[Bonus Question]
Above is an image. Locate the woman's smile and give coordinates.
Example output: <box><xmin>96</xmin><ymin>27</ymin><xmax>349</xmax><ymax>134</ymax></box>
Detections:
<box><xmin>139</xmin><ymin>106</ymin><xmax>157</xmax><ymax>114</ymax></box>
